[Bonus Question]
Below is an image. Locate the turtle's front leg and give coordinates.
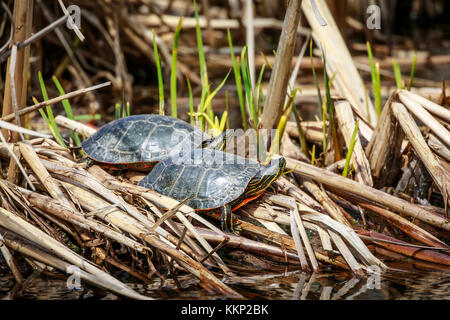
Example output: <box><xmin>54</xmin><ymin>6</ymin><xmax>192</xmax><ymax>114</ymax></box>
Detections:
<box><xmin>220</xmin><ymin>205</ymin><xmax>241</xmax><ymax>235</ymax></box>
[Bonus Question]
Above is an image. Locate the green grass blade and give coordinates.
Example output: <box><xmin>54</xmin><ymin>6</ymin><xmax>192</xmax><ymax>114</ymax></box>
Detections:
<box><xmin>73</xmin><ymin>114</ymin><xmax>101</xmax><ymax>122</ymax></box>
<box><xmin>52</xmin><ymin>76</ymin><xmax>82</xmax><ymax>148</ymax></box>
<box><xmin>375</xmin><ymin>62</ymin><xmax>381</xmax><ymax>116</ymax></box>
<box><xmin>321</xmin><ymin>99</ymin><xmax>327</xmax><ymax>150</ymax></box>
<box><xmin>38</xmin><ymin>72</ymin><xmax>66</xmax><ymax>147</ymax></box>
<box><xmin>366</xmin><ymin>42</ymin><xmax>377</xmax><ymax>88</ymax></box>
<box><xmin>343</xmin><ymin>121</ymin><xmax>359</xmax><ymax>178</ymax></box>
<box><xmin>152</xmin><ymin>29</ymin><xmax>165</xmax><ymax>115</ymax></box>
<box><xmin>201</xmin><ymin>71</ymin><xmax>231</xmax><ymax>114</ymax></box>
<box><xmin>323</xmin><ymin>50</ymin><xmax>341</xmax><ymax>160</ymax></box>
<box><xmin>311</xmin><ymin>144</ymin><xmax>316</xmax><ymax>166</ymax></box>
<box><xmin>33</xmin><ymin>97</ymin><xmax>59</xmax><ymax>145</ymax></box>
<box><xmin>227</xmin><ymin>29</ymin><xmax>247</xmax><ymax>130</ymax></box>
<box><xmin>255</xmin><ymin>64</ymin><xmax>266</xmax><ymax>116</ymax></box>
<box><xmin>367</xmin><ymin>42</ymin><xmax>381</xmax><ymax>117</ymax></box>
<box><xmin>292</xmin><ymin>105</ymin><xmax>308</xmax><ymax>157</ymax></box>
<box><xmin>126</xmin><ymin>102</ymin><xmax>131</xmax><ymax>117</ymax></box>
<box><xmin>407</xmin><ymin>53</ymin><xmax>417</xmax><ymax>91</ymax></box>
<box><xmin>310</xmin><ymin>39</ymin><xmax>323</xmax><ymax>109</ymax></box>
<box><xmin>224</xmin><ymin>90</ymin><xmax>230</xmax><ymax>130</ymax></box>
<box><xmin>170</xmin><ymin>16</ymin><xmax>183</xmax><ymax>118</ymax></box>
<box><xmin>240</xmin><ymin>47</ymin><xmax>257</xmax><ymax>128</ymax></box>
<box><xmin>115</xmin><ymin>103</ymin><xmax>121</xmax><ymax>119</ymax></box>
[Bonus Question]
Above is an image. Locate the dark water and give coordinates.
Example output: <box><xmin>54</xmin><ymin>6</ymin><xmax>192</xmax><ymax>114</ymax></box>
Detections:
<box><xmin>1</xmin><ymin>268</ymin><xmax>449</xmax><ymax>300</ymax></box>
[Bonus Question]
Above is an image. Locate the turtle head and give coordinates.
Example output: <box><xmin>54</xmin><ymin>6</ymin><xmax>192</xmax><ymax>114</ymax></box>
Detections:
<box><xmin>246</xmin><ymin>157</ymin><xmax>286</xmax><ymax>196</ymax></box>
<box><xmin>202</xmin><ymin>130</ymin><xmax>233</xmax><ymax>151</ymax></box>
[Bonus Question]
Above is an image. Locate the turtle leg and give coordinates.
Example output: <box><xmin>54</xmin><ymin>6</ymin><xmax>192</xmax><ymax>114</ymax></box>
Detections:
<box><xmin>220</xmin><ymin>205</ymin><xmax>241</xmax><ymax>235</ymax></box>
<box><xmin>267</xmin><ymin>182</ymin><xmax>278</xmax><ymax>194</ymax></box>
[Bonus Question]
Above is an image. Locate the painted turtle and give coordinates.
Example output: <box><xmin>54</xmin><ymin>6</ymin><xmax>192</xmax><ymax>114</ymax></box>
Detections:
<box><xmin>138</xmin><ymin>149</ymin><xmax>286</xmax><ymax>233</ymax></box>
<box><xmin>81</xmin><ymin>114</ymin><xmax>227</xmax><ymax>170</ymax></box>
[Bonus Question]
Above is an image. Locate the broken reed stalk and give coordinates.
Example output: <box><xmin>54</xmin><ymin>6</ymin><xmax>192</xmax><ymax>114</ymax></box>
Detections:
<box><xmin>365</xmin><ymin>93</ymin><xmax>404</xmax><ymax>187</ymax></box>
<box><xmin>428</xmin><ymin>134</ymin><xmax>450</xmax><ymax>162</ymax></box>
<box><xmin>1</xmin><ymin>0</ymin><xmax>33</xmax><ymax>142</ymax></box>
<box><xmin>335</xmin><ymin>101</ymin><xmax>373</xmax><ymax>186</ymax></box>
<box><xmin>18</xmin><ymin>142</ymin><xmax>73</xmax><ymax>209</ymax></box>
<box><xmin>302</xmin><ymin>0</ymin><xmax>377</xmax><ymax>126</ymax></box>
<box><xmin>285</xmin><ymin>157</ymin><xmax>450</xmax><ymax>231</ymax></box>
<box><xmin>0</xmin><ymin>232</ymin><xmax>23</xmax><ymax>284</ymax></box>
<box><xmin>398</xmin><ymin>91</ymin><xmax>450</xmax><ymax>147</ymax></box>
<box><xmin>358</xmin><ymin>230</ymin><xmax>450</xmax><ymax>266</ymax></box>
<box><xmin>357</xmin><ymin>201</ymin><xmax>448</xmax><ymax>248</ymax></box>
<box><xmin>270</xmin><ymin>195</ymin><xmax>319</xmax><ymax>272</ymax></box>
<box><xmin>261</xmin><ymin>0</ymin><xmax>302</xmax><ymax>130</ymax></box>
<box><xmin>302</xmin><ymin>179</ymin><xmax>351</xmax><ymax>227</ymax></box>
<box><xmin>285</xmin><ymin>120</ymin><xmax>327</xmax><ymax>144</ymax></box>
<box><xmin>400</xmin><ymin>89</ymin><xmax>450</xmax><ymax>123</ymax></box>
<box><xmin>328</xmin><ymin>230</ymin><xmax>364</xmax><ymax>278</ymax></box>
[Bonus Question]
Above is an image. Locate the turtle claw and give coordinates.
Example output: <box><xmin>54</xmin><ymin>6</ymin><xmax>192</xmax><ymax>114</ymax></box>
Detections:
<box><xmin>220</xmin><ymin>206</ymin><xmax>242</xmax><ymax>235</ymax></box>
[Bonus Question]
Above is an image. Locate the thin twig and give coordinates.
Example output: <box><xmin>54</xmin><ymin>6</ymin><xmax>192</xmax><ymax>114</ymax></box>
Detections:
<box><xmin>0</xmin><ymin>15</ymin><xmax>69</xmax><ymax>63</ymax></box>
<box><xmin>1</xmin><ymin>81</ymin><xmax>111</xmax><ymax>122</ymax></box>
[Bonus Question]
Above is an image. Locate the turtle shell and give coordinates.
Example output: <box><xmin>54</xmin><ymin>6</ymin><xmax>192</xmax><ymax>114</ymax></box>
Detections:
<box><xmin>82</xmin><ymin>115</ymin><xmax>206</xmax><ymax>165</ymax></box>
<box><xmin>138</xmin><ymin>149</ymin><xmax>262</xmax><ymax>210</ymax></box>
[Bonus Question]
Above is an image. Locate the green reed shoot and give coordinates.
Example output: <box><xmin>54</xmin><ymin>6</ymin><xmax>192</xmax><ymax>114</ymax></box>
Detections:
<box><xmin>392</xmin><ymin>59</ymin><xmax>404</xmax><ymax>89</ymax></box>
<box><xmin>194</xmin><ymin>0</ymin><xmax>210</xmax><ymax>129</ymax></box>
<box><xmin>196</xmin><ymin>71</ymin><xmax>231</xmax><ymax>136</ymax></box>
<box><xmin>267</xmin><ymin>89</ymin><xmax>297</xmax><ymax>162</ymax></box>
<box><xmin>240</xmin><ymin>47</ymin><xmax>259</xmax><ymax>129</ymax></box>
<box><xmin>407</xmin><ymin>53</ymin><xmax>417</xmax><ymax>91</ymax></box>
<box><xmin>255</xmin><ymin>64</ymin><xmax>266</xmax><ymax>116</ymax></box>
<box><xmin>152</xmin><ymin>29</ymin><xmax>165</xmax><ymax>115</ymax></box>
<box><xmin>37</xmin><ymin>72</ymin><xmax>66</xmax><ymax>147</ymax></box>
<box><xmin>323</xmin><ymin>50</ymin><xmax>341</xmax><ymax>160</ymax></box>
<box><xmin>310</xmin><ymin>39</ymin><xmax>323</xmax><ymax>110</ymax></box>
<box><xmin>73</xmin><ymin>114</ymin><xmax>101</xmax><ymax>122</ymax></box>
<box><xmin>170</xmin><ymin>16</ymin><xmax>183</xmax><ymax>118</ymax></box>
<box><xmin>52</xmin><ymin>76</ymin><xmax>82</xmax><ymax>148</ymax></box>
<box><xmin>115</xmin><ymin>103</ymin><xmax>121</xmax><ymax>119</ymax></box>
<box><xmin>224</xmin><ymin>90</ymin><xmax>230</xmax><ymax>130</ymax></box>
<box><xmin>227</xmin><ymin>29</ymin><xmax>247</xmax><ymax>130</ymax></box>
<box><xmin>342</xmin><ymin>121</ymin><xmax>359</xmax><ymax>178</ymax></box>
<box><xmin>321</xmin><ymin>99</ymin><xmax>327</xmax><ymax>150</ymax></box>
<box><xmin>186</xmin><ymin>77</ymin><xmax>195</xmax><ymax>125</ymax></box>
<box><xmin>310</xmin><ymin>39</ymin><xmax>326</xmax><ymax>150</ymax></box>
<box><xmin>292</xmin><ymin>105</ymin><xmax>308</xmax><ymax>157</ymax></box>
<box><xmin>311</xmin><ymin>144</ymin><xmax>316</xmax><ymax>166</ymax></box>
<box><xmin>367</xmin><ymin>42</ymin><xmax>381</xmax><ymax>117</ymax></box>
